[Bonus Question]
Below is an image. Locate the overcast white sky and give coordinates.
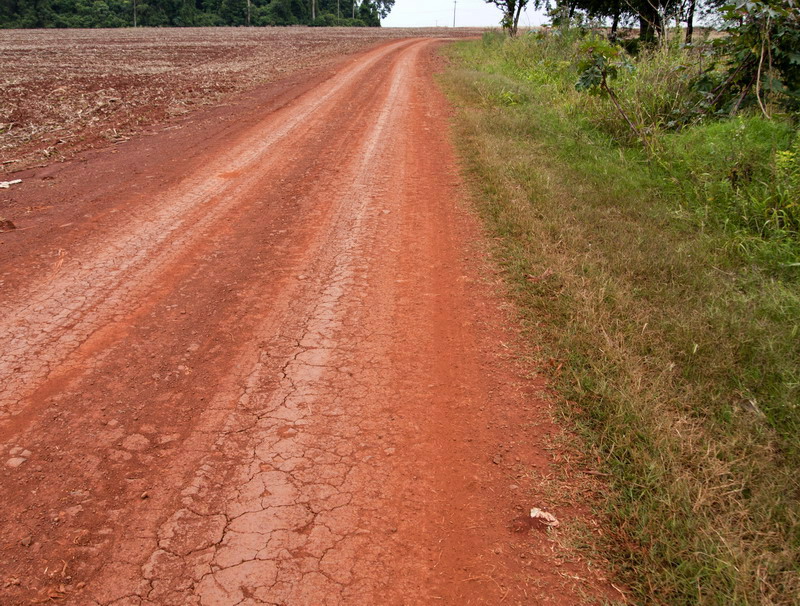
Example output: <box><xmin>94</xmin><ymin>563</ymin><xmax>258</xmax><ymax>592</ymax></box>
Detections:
<box><xmin>382</xmin><ymin>0</ymin><xmax>549</xmax><ymax>28</ymax></box>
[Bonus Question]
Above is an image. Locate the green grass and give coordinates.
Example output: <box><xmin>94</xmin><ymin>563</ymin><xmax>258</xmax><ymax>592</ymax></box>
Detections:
<box><xmin>442</xmin><ymin>32</ymin><xmax>799</xmax><ymax>605</ymax></box>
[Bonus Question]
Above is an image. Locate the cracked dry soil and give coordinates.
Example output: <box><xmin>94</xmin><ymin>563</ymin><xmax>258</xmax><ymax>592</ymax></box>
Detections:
<box><xmin>0</xmin><ymin>38</ymin><xmax>614</xmax><ymax>605</ymax></box>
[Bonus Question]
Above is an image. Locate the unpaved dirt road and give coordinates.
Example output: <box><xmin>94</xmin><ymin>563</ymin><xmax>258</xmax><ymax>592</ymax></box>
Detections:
<box><xmin>0</xmin><ymin>38</ymin><xmax>613</xmax><ymax>604</ymax></box>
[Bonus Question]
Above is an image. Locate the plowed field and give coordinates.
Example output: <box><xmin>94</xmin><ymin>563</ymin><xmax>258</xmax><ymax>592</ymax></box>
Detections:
<box><xmin>0</xmin><ymin>27</ymin><xmax>477</xmax><ymax>171</ymax></box>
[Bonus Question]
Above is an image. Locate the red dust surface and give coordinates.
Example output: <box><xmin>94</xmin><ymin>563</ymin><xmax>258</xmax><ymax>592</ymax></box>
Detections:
<box><xmin>0</xmin><ymin>36</ymin><xmax>618</xmax><ymax>605</ymax></box>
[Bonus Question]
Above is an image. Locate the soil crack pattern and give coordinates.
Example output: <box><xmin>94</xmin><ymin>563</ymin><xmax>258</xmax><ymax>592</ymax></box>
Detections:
<box><xmin>88</xmin><ymin>43</ymin><xmax>419</xmax><ymax>606</ymax></box>
<box><xmin>0</xmin><ymin>40</ymin><xmax>414</xmax><ymax>420</ymax></box>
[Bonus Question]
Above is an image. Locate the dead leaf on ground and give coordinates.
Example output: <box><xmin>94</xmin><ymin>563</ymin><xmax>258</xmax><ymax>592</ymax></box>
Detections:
<box><xmin>525</xmin><ymin>269</ymin><xmax>553</xmax><ymax>282</ymax></box>
<box><xmin>530</xmin><ymin>507</ymin><xmax>560</xmax><ymax>528</ymax></box>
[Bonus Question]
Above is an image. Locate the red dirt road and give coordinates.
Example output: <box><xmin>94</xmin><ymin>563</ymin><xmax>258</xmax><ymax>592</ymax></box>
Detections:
<box><xmin>0</xmin><ymin>39</ymin><xmax>612</xmax><ymax>604</ymax></box>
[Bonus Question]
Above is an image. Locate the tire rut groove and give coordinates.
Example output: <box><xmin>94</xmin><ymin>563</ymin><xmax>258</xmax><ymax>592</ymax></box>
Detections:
<box><xmin>0</xmin><ymin>40</ymin><xmax>414</xmax><ymax>420</ymax></box>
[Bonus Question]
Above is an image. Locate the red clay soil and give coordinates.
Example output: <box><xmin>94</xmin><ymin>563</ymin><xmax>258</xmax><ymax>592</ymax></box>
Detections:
<box><xmin>0</xmin><ymin>39</ymin><xmax>617</xmax><ymax>605</ymax></box>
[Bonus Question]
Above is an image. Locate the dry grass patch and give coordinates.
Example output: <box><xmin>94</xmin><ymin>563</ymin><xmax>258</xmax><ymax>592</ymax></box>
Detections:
<box><xmin>442</xmin><ymin>38</ymin><xmax>799</xmax><ymax>605</ymax></box>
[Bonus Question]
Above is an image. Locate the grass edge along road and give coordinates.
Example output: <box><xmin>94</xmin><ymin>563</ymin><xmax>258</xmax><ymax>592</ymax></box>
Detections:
<box><xmin>441</xmin><ymin>34</ymin><xmax>799</xmax><ymax>605</ymax></box>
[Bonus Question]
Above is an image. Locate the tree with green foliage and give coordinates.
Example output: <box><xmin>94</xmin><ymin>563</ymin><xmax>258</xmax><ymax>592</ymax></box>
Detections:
<box><xmin>485</xmin><ymin>0</ymin><xmax>530</xmax><ymax>36</ymax></box>
<box><xmin>356</xmin><ymin>0</ymin><xmax>378</xmax><ymax>24</ymax></box>
<box><xmin>547</xmin><ymin>0</ymin><xmax>683</xmax><ymax>42</ymax></box>
<box><xmin>219</xmin><ymin>0</ymin><xmax>247</xmax><ymax>24</ymax></box>
<box><xmin>674</xmin><ymin>0</ymin><xmax>799</xmax><ymax>118</ymax></box>
<box><xmin>372</xmin><ymin>0</ymin><xmax>391</xmax><ymax>17</ymax></box>
<box><xmin>255</xmin><ymin>0</ymin><xmax>306</xmax><ymax>24</ymax></box>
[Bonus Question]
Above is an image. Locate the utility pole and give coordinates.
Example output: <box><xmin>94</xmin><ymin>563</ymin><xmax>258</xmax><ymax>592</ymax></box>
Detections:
<box><xmin>133</xmin><ymin>0</ymin><xmax>137</xmax><ymax>27</ymax></box>
<box><xmin>453</xmin><ymin>0</ymin><xmax>456</xmax><ymax>27</ymax></box>
<box><xmin>337</xmin><ymin>0</ymin><xmax>340</xmax><ymax>19</ymax></box>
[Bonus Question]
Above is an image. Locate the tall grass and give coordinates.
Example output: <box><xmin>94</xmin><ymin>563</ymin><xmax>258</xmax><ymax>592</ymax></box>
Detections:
<box><xmin>443</xmin><ymin>31</ymin><xmax>799</xmax><ymax>605</ymax></box>
<box><xmin>477</xmin><ymin>30</ymin><xmax>800</xmax><ymax>258</ymax></box>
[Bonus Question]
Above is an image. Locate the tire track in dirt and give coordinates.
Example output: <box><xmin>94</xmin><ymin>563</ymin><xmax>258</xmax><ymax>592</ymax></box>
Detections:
<box><xmin>91</xmin><ymin>42</ymin><xmax>421</xmax><ymax>605</ymax></box>
<box><xmin>0</xmin><ymin>39</ymin><xmax>413</xmax><ymax>422</ymax></box>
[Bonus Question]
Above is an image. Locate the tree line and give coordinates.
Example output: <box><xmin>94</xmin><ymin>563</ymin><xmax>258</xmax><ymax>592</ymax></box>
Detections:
<box><xmin>0</xmin><ymin>0</ymin><xmax>394</xmax><ymax>27</ymax></box>
<box><xmin>548</xmin><ymin>0</ymin><xmax>721</xmax><ymax>42</ymax></box>
<box><xmin>487</xmin><ymin>0</ymin><xmax>731</xmax><ymax>41</ymax></box>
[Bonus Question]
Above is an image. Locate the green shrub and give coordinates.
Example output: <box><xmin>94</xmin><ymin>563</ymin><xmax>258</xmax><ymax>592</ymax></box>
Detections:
<box><xmin>662</xmin><ymin>118</ymin><xmax>798</xmax><ymax>243</ymax></box>
<box><xmin>309</xmin><ymin>13</ymin><xmax>338</xmax><ymax>26</ymax></box>
<box><xmin>308</xmin><ymin>13</ymin><xmax>365</xmax><ymax>26</ymax></box>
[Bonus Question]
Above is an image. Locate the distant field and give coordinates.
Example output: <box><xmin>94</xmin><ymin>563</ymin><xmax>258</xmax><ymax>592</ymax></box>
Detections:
<box><xmin>0</xmin><ymin>27</ymin><xmax>481</xmax><ymax>171</ymax></box>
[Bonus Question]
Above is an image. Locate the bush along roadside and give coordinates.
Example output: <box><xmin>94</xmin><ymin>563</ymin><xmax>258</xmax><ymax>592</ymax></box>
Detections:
<box><xmin>442</xmin><ymin>27</ymin><xmax>799</xmax><ymax>605</ymax></box>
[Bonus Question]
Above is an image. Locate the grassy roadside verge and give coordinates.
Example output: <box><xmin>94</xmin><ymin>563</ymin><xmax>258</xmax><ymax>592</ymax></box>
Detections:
<box><xmin>441</xmin><ymin>35</ymin><xmax>799</xmax><ymax>605</ymax></box>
